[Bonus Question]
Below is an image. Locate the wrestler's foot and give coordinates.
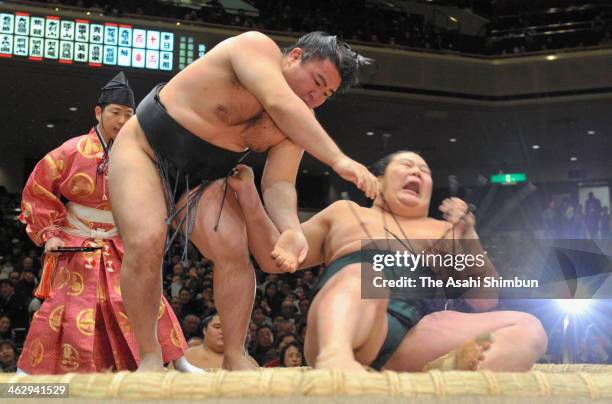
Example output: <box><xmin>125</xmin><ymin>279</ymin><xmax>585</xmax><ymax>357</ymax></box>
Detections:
<box><xmin>315</xmin><ymin>349</ymin><xmax>367</xmax><ymax>373</ymax></box>
<box><xmin>137</xmin><ymin>352</ymin><xmax>166</xmax><ymax>372</ymax></box>
<box><xmin>271</xmin><ymin>229</ymin><xmax>308</xmax><ymax>273</ymax></box>
<box><xmin>422</xmin><ymin>332</ymin><xmax>494</xmax><ymax>371</ymax></box>
<box><xmin>222</xmin><ymin>353</ymin><xmax>258</xmax><ymax>370</ymax></box>
<box><xmin>173</xmin><ymin>356</ymin><xmax>206</xmax><ymax>373</ymax></box>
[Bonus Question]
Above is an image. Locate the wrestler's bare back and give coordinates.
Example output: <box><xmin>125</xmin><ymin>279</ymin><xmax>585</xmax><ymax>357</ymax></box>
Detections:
<box><xmin>309</xmin><ymin>201</ymin><xmax>449</xmax><ymax>267</ymax></box>
<box><xmin>120</xmin><ymin>34</ymin><xmax>287</xmax><ymax>160</ymax></box>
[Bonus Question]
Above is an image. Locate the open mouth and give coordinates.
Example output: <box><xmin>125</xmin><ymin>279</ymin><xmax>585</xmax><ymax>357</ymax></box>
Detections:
<box><xmin>402</xmin><ymin>179</ymin><xmax>421</xmax><ymax>196</ymax></box>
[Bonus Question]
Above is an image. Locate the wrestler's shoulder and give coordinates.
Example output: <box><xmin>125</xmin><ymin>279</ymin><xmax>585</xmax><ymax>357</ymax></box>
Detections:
<box><xmin>424</xmin><ymin>217</ymin><xmax>450</xmax><ymax>230</ymax></box>
<box><xmin>321</xmin><ymin>200</ymin><xmax>364</xmax><ymax>217</ymax></box>
<box><xmin>234</xmin><ymin>31</ymin><xmax>275</xmax><ymax>45</ymax></box>
<box><xmin>230</xmin><ymin>31</ymin><xmax>281</xmax><ymax>54</ymax></box>
<box><xmin>184</xmin><ymin>346</ymin><xmax>205</xmax><ymax>359</ymax></box>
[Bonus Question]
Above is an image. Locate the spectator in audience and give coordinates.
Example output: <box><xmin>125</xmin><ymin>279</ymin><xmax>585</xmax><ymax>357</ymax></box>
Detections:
<box><xmin>279</xmin><ymin>282</ymin><xmax>293</xmax><ymax>299</ymax></box>
<box><xmin>8</xmin><ymin>272</ymin><xmax>20</xmax><ymax>284</ymax></box>
<box><xmin>579</xmin><ymin>323</ymin><xmax>611</xmax><ymax>364</ymax></box>
<box><xmin>277</xmin><ymin>318</ymin><xmax>297</xmax><ymax>335</ymax></box>
<box><xmin>178</xmin><ymin>288</ymin><xmax>202</xmax><ymax>318</ymax></box>
<box><xmin>247</xmin><ymin>322</ymin><xmax>258</xmax><ymax>353</ymax></box>
<box><xmin>585</xmin><ymin>192</ymin><xmax>602</xmax><ymax>238</ymax></box>
<box><xmin>166</xmin><ymin>262</ymin><xmax>185</xmax><ymax>286</ymax></box>
<box><xmin>0</xmin><ymin>279</ymin><xmax>28</xmax><ymax>329</ymax></box>
<box><xmin>280</xmin><ymin>342</ymin><xmax>306</xmax><ymax>367</ymax></box>
<box><xmin>572</xmin><ymin>204</ymin><xmax>587</xmax><ymax>239</ymax></box>
<box><xmin>600</xmin><ymin>207</ymin><xmax>610</xmax><ymax>239</ymax></box>
<box><xmin>0</xmin><ymin>257</ymin><xmax>13</xmax><ymax>280</ymax></box>
<box><xmin>252</xmin><ymin>325</ymin><xmax>277</xmax><ymax>365</ymax></box>
<box><xmin>264</xmin><ymin>282</ymin><xmax>283</xmax><ymax>317</ymax></box>
<box><xmin>20</xmin><ymin>257</ymin><xmax>36</xmax><ymax>273</ymax></box>
<box><xmin>299</xmin><ymin>298</ymin><xmax>310</xmax><ymax>316</ymax></box>
<box><xmin>280</xmin><ymin>299</ymin><xmax>298</xmax><ymax>320</ymax></box>
<box><xmin>272</xmin><ymin>315</ymin><xmax>286</xmax><ymax>332</ymax></box>
<box><xmin>0</xmin><ymin>339</ymin><xmax>17</xmax><ymax>372</ymax></box>
<box><xmin>252</xmin><ymin>306</ymin><xmax>273</xmax><ymax>328</ymax></box>
<box><xmin>15</xmin><ymin>269</ymin><xmax>37</xmax><ymax>301</ymax></box>
<box><xmin>169</xmin><ymin>275</ymin><xmax>184</xmax><ymax>299</ymax></box>
<box><xmin>297</xmin><ymin>322</ymin><xmax>307</xmax><ymax>343</ymax></box>
<box><xmin>170</xmin><ymin>294</ymin><xmax>182</xmax><ymax>309</ymax></box>
<box><xmin>185</xmin><ymin>265</ymin><xmax>203</xmax><ymax>293</ymax></box>
<box><xmin>301</xmin><ymin>270</ymin><xmax>316</xmax><ymax>292</ymax></box>
<box><xmin>542</xmin><ymin>200</ymin><xmax>558</xmax><ymax>237</ymax></box>
<box><xmin>0</xmin><ymin>315</ymin><xmax>11</xmax><ymax>341</ymax></box>
<box><xmin>182</xmin><ymin>312</ymin><xmax>257</xmax><ymax>369</ymax></box>
<box><xmin>264</xmin><ymin>332</ymin><xmax>298</xmax><ymax>367</ymax></box>
<box><xmin>182</xmin><ymin>314</ymin><xmax>202</xmax><ymax>342</ymax></box>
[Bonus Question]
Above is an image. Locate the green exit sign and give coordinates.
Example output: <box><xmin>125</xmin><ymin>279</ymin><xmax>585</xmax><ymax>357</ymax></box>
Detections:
<box><xmin>490</xmin><ymin>173</ymin><xmax>527</xmax><ymax>185</ymax></box>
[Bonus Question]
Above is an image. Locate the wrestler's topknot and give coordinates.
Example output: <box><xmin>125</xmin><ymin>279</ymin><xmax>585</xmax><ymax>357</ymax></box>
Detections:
<box><xmin>285</xmin><ymin>31</ymin><xmax>373</xmax><ymax>93</ymax></box>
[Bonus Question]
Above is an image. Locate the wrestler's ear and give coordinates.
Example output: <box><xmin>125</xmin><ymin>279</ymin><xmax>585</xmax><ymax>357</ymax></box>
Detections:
<box><xmin>287</xmin><ymin>47</ymin><xmax>304</xmax><ymax>64</ymax></box>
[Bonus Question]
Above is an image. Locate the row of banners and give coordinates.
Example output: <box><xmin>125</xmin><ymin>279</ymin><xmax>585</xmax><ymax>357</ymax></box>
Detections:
<box><xmin>0</xmin><ymin>12</ymin><xmax>174</xmax><ymax>70</ymax></box>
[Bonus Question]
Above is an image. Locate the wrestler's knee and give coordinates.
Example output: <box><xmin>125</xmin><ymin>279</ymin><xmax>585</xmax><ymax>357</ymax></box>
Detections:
<box><xmin>122</xmin><ymin>230</ymin><xmax>166</xmax><ymax>269</ymax></box>
<box><xmin>416</xmin><ymin>311</ymin><xmax>450</xmax><ymax>331</ymax></box>
<box><xmin>207</xmin><ymin>225</ymin><xmax>249</xmax><ymax>265</ymax></box>
<box><xmin>512</xmin><ymin>312</ymin><xmax>548</xmax><ymax>356</ymax></box>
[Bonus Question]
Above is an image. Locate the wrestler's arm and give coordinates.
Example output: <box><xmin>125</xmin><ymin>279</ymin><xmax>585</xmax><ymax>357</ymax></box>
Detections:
<box><xmin>228</xmin><ymin>32</ymin><xmax>345</xmax><ymax>167</ymax></box>
<box><xmin>434</xmin><ymin>223</ymin><xmax>499</xmax><ymax>311</ymax></box>
<box><xmin>455</xmin><ymin>229</ymin><xmax>499</xmax><ymax>311</ymax></box>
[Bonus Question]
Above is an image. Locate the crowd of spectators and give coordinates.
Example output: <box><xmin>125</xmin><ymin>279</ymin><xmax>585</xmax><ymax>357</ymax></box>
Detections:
<box><xmin>33</xmin><ymin>0</ymin><xmax>612</xmax><ymax>55</ymax></box>
<box><xmin>161</xmin><ymin>241</ymin><xmax>317</xmax><ymax>367</ymax></box>
<box><xmin>1</xmin><ymin>187</ymin><xmax>611</xmax><ymax>371</ymax></box>
<box><xmin>542</xmin><ymin>192</ymin><xmax>610</xmax><ymax>239</ymax></box>
<box><xmin>0</xmin><ymin>187</ymin><xmax>317</xmax><ymax>370</ymax></box>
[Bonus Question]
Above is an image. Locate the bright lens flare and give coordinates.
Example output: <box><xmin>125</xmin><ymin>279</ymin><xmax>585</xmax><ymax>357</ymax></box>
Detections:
<box><xmin>556</xmin><ymin>299</ymin><xmax>590</xmax><ymax>314</ymax></box>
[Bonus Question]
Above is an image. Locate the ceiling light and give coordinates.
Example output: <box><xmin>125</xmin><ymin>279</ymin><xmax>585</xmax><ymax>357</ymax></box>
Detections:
<box><xmin>570</xmin><ymin>156</ymin><xmax>577</xmax><ymax>162</ymax></box>
<box><xmin>449</xmin><ymin>138</ymin><xmax>457</xmax><ymax>143</ymax></box>
<box><xmin>69</xmin><ymin>107</ymin><xmax>78</xmax><ymax>112</ymax></box>
<box><xmin>365</xmin><ymin>131</ymin><xmax>374</xmax><ymax>136</ymax></box>
<box><xmin>176</xmin><ymin>22</ymin><xmax>181</xmax><ymax>26</ymax></box>
<box><xmin>532</xmin><ymin>145</ymin><xmax>540</xmax><ymax>149</ymax></box>
<box><xmin>46</xmin><ymin>123</ymin><xmax>55</xmax><ymax>128</ymax></box>
<box><xmin>546</xmin><ymin>55</ymin><xmax>557</xmax><ymax>61</ymax></box>
<box><xmin>587</xmin><ymin>130</ymin><xmax>596</xmax><ymax>135</ymax></box>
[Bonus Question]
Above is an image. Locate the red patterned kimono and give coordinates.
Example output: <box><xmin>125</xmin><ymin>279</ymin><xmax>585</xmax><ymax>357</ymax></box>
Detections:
<box><xmin>17</xmin><ymin>128</ymin><xmax>187</xmax><ymax>374</ymax></box>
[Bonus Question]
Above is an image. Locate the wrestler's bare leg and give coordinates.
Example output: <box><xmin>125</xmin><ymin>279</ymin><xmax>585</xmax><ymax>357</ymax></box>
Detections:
<box><xmin>384</xmin><ymin>310</ymin><xmax>547</xmax><ymax>372</ymax></box>
<box><xmin>184</xmin><ymin>181</ymin><xmax>257</xmax><ymax>370</ymax></box>
<box><xmin>304</xmin><ymin>264</ymin><xmax>388</xmax><ymax>372</ymax></box>
<box><xmin>109</xmin><ymin>117</ymin><xmax>168</xmax><ymax>372</ymax></box>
